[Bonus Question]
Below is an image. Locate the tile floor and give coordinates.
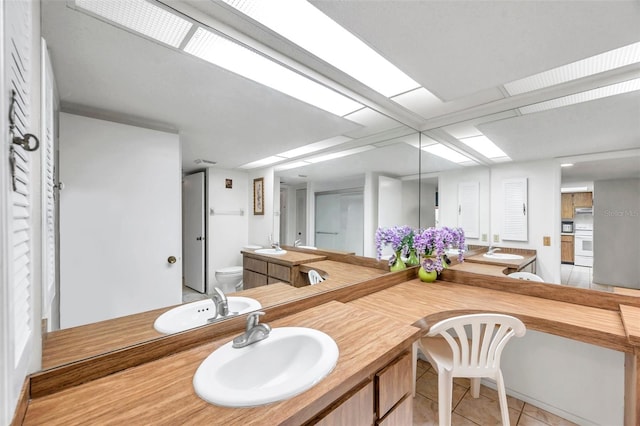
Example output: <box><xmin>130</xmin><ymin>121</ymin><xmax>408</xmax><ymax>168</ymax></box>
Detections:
<box><xmin>413</xmin><ymin>359</ymin><xmax>578</xmax><ymax>426</ymax></box>
<box><xmin>560</xmin><ymin>264</ymin><xmax>614</xmax><ymax>292</ymax></box>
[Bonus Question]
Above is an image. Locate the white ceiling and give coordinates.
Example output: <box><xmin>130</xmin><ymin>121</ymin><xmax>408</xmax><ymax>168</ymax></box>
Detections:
<box><xmin>41</xmin><ymin>0</ymin><xmax>640</xmax><ymax>184</ymax></box>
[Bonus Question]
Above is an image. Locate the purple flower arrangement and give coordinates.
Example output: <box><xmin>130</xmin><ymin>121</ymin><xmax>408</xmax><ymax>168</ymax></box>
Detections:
<box><xmin>376</xmin><ymin>225</ymin><xmax>465</xmax><ymax>273</ymax></box>
<box><xmin>413</xmin><ymin>226</ymin><xmax>465</xmax><ymax>272</ymax></box>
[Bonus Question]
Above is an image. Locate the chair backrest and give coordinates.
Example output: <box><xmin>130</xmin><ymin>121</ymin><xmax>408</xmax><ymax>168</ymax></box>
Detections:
<box><xmin>308</xmin><ymin>270</ymin><xmax>324</xmax><ymax>285</ymax></box>
<box><xmin>426</xmin><ymin>313</ymin><xmax>526</xmax><ymax>377</ymax></box>
<box><xmin>508</xmin><ymin>271</ymin><xmax>544</xmax><ymax>282</ymax></box>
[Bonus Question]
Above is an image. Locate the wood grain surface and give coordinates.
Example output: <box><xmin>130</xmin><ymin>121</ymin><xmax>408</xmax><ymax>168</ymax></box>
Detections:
<box><xmin>620</xmin><ymin>305</ymin><xmax>640</xmax><ymax>346</ymax></box>
<box><xmin>24</xmin><ymin>301</ymin><xmax>421</xmax><ymax>426</ymax></box>
<box><xmin>349</xmin><ymin>279</ymin><xmax>633</xmax><ymax>353</ymax></box>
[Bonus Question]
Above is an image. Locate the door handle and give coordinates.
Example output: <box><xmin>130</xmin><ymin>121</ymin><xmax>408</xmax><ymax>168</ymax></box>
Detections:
<box><xmin>167</xmin><ymin>256</ymin><xmax>177</xmax><ymax>264</ymax></box>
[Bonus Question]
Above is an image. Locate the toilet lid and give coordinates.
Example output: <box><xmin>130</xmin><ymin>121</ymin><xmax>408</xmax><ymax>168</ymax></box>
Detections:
<box><xmin>216</xmin><ymin>266</ymin><xmax>243</xmax><ymax>275</ymax></box>
<box><xmin>243</xmin><ymin>244</ymin><xmax>262</xmax><ymax>250</ymax></box>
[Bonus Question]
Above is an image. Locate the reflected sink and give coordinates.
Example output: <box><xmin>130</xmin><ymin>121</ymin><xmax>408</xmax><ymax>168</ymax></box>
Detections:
<box><xmin>254</xmin><ymin>248</ymin><xmax>287</xmax><ymax>255</ymax></box>
<box><xmin>193</xmin><ymin>327</ymin><xmax>339</xmax><ymax>407</ymax></box>
<box><xmin>153</xmin><ymin>297</ymin><xmax>262</xmax><ymax>334</ymax></box>
<box><xmin>483</xmin><ymin>253</ymin><xmax>524</xmax><ymax>260</ymax></box>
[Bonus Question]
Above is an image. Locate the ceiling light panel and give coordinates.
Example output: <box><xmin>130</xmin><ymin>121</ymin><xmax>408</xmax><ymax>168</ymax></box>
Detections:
<box><xmin>306</xmin><ymin>146</ymin><xmax>375</xmax><ymax>163</ymax></box>
<box><xmin>504</xmin><ymin>42</ymin><xmax>640</xmax><ymax>95</ymax></box>
<box><xmin>422</xmin><ymin>143</ymin><xmax>475</xmax><ymax>165</ymax></box>
<box><xmin>184</xmin><ymin>27</ymin><xmax>362</xmax><ymax>116</ymax></box>
<box><xmin>459</xmin><ymin>135</ymin><xmax>510</xmax><ymax>160</ymax></box>
<box><xmin>74</xmin><ymin>0</ymin><xmax>192</xmax><ymax>48</ymax></box>
<box><xmin>278</xmin><ymin>136</ymin><xmax>352</xmax><ymax>158</ymax></box>
<box><xmin>238</xmin><ymin>155</ymin><xmax>284</xmax><ymax>169</ymax></box>
<box><xmin>519</xmin><ymin>78</ymin><xmax>640</xmax><ymax>114</ymax></box>
<box><xmin>221</xmin><ymin>0</ymin><xmax>423</xmax><ymax>97</ymax></box>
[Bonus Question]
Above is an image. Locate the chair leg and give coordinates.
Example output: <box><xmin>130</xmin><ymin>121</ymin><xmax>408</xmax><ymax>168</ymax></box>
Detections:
<box><xmin>470</xmin><ymin>377</ymin><xmax>480</xmax><ymax>398</ymax></box>
<box><xmin>412</xmin><ymin>341</ymin><xmax>418</xmax><ymax>397</ymax></box>
<box><xmin>437</xmin><ymin>369</ymin><xmax>453</xmax><ymax>426</ymax></box>
<box><xmin>495</xmin><ymin>369</ymin><xmax>510</xmax><ymax>426</ymax></box>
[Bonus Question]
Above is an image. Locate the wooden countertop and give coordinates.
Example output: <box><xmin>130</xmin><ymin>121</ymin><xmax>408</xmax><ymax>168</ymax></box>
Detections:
<box><xmin>42</xmin><ymin>283</ymin><xmax>303</xmax><ymax>369</ymax></box>
<box><xmin>242</xmin><ymin>249</ymin><xmax>327</xmax><ymax>266</ymax></box>
<box><xmin>297</xmin><ymin>260</ymin><xmax>387</xmax><ymax>294</ymax></box>
<box><xmin>25</xmin><ymin>301</ymin><xmax>421</xmax><ymax>426</ymax></box>
<box><xmin>349</xmin><ymin>279</ymin><xmax>633</xmax><ymax>353</ymax></box>
<box><xmin>464</xmin><ymin>250</ymin><xmax>537</xmax><ymax>270</ymax></box>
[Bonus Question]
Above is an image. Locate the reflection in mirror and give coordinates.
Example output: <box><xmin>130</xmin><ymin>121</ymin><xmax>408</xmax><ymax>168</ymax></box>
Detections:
<box><xmin>37</xmin><ymin>0</ymin><xmax>640</xmax><ymax>376</ymax></box>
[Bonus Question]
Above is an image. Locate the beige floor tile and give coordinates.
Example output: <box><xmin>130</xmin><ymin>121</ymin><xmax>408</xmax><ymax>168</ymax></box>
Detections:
<box><xmin>415</xmin><ymin>370</ymin><xmax>469</xmax><ymax>407</ymax></box>
<box><xmin>516</xmin><ymin>413</ymin><xmax>552</xmax><ymax>426</ymax></box>
<box><xmin>454</xmin><ymin>392</ymin><xmax>521</xmax><ymax>425</ymax></box>
<box><xmin>413</xmin><ymin>394</ymin><xmax>479</xmax><ymax>426</ymax></box>
<box><xmin>522</xmin><ymin>404</ymin><xmax>578</xmax><ymax>426</ymax></box>
<box><xmin>478</xmin><ymin>384</ymin><xmax>525</xmax><ymax>411</ymax></box>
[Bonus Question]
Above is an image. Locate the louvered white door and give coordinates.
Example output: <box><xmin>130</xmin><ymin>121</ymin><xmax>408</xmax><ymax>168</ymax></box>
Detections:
<box><xmin>502</xmin><ymin>178</ymin><xmax>528</xmax><ymax>241</ymax></box>
<box><xmin>1</xmin><ymin>0</ymin><xmax>37</xmax><ymax>423</ymax></box>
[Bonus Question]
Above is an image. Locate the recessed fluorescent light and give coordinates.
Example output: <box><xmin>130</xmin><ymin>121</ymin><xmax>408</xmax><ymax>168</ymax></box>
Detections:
<box><xmin>560</xmin><ymin>163</ymin><xmax>574</xmax><ymax>167</ymax></box>
<box><xmin>184</xmin><ymin>27</ymin><xmax>362</xmax><ymax>116</ymax></box>
<box><xmin>221</xmin><ymin>0</ymin><xmax>423</xmax><ymax>97</ymax></box>
<box><xmin>306</xmin><ymin>146</ymin><xmax>375</xmax><ymax>163</ymax></box>
<box><xmin>518</xmin><ymin>78</ymin><xmax>640</xmax><ymax>114</ymax></box>
<box><xmin>561</xmin><ymin>186</ymin><xmax>589</xmax><ymax>193</ymax></box>
<box><xmin>459</xmin><ymin>135</ymin><xmax>510</xmax><ymax>160</ymax></box>
<box><xmin>74</xmin><ymin>0</ymin><xmax>192</xmax><ymax>48</ymax></box>
<box><xmin>422</xmin><ymin>143</ymin><xmax>474</xmax><ymax>164</ymax></box>
<box><xmin>504</xmin><ymin>41</ymin><xmax>640</xmax><ymax>95</ymax></box>
<box><xmin>278</xmin><ymin>136</ymin><xmax>352</xmax><ymax>158</ymax></box>
<box><xmin>274</xmin><ymin>161</ymin><xmax>312</xmax><ymax>171</ymax></box>
<box><xmin>238</xmin><ymin>155</ymin><xmax>285</xmax><ymax>169</ymax></box>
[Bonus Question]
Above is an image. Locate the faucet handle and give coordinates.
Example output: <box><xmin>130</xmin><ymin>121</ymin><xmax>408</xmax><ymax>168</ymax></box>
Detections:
<box><xmin>246</xmin><ymin>311</ymin><xmax>265</xmax><ymax>331</ymax></box>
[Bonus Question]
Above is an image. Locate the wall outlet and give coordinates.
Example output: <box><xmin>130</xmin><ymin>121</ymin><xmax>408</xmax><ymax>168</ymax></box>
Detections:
<box><xmin>493</xmin><ymin>234</ymin><xmax>500</xmax><ymax>243</ymax></box>
<box><xmin>481</xmin><ymin>233</ymin><xmax>487</xmax><ymax>242</ymax></box>
<box><xmin>543</xmin><ymin>236</ymin><xmax>551</xmax><ymax>246</ymax></box>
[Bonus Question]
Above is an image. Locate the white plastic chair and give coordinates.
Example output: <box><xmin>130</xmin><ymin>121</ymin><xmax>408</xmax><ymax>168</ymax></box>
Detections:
<box><xmin>414</xmin><ymin>313</ymin><xmax>526</xmax><ymax>426</ymax></box>
<box><xmin>308</xmin><ymin>270</ymin><xmax>324</xmax><ymax>285</ymax></box>
<box><xmin>508</xmin><ymin>271</ymin><xmax>544</xmax><ymax>282</ymax></box>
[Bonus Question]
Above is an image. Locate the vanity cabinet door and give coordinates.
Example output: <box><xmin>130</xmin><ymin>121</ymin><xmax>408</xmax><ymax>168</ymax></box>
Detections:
<box><xmin>243</xmin><ymin>269</ymin><xmax>267</xmax><ymax>289</ymax></box>
<box><xmin>375</xmin><ymin>351</ymin><xmax>412</xmax><ymax>420</ymax></box>
<box><xmin>311</xmin><ymin>380</ymin><xmax>374</xmax><ymax>426</ymax></box>
<box><xmin>376</xmin><ymin>394</ymin><xmax>412</xmax><ymax>426</ymax></box>
<box><xmin>244</xmin><ymin>257</ymin><xmax>267</xmax><ymax>274</ymax></box>
<box><xmin>268</xmin><ymin>263</ymin><xmax>291</xmax><ymax>283</ymax></box>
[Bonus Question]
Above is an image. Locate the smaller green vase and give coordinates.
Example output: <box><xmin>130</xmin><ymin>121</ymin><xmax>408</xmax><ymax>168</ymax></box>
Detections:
<box><xmin>406</xmin><ymin>249</ymin><xmax>420</xmax><ymax>267</ymax></box>
<box><xmin>418</xmin><ymin>266</ymin><xmax>438</xmax><ymax>283</ymax></box>
<box><xmin>390</xmin><ymin>251</ymin><xmax>407</xmax><ymax>272</ymax></box>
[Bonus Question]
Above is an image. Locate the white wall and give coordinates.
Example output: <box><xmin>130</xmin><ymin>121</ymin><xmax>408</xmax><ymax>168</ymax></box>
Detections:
<box><xmin>490</xmin><ymin>160</ymin><xmax>561</xmax><ymax>283</ymax></box>
<box><xmin>499</xmin><ymin>330</ymin><xmax>624</xmax><ymax>425</ymax></box>
<box><xmin>593</xmin><ymin>178</ymin><xmax>640</xmax><ymax>288</ymax></box>
<box><xmin>206</xmin><ymin>168</ymin><xmax>249</xmax><ymax>293</ymax></box>
<box><xmin>438</xmin><ymin>166</ymin><xmax>491</xmax><ymax>245</ymax></box>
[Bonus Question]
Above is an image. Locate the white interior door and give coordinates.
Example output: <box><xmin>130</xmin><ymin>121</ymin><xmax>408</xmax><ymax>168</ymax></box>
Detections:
<box><xmin>183</xmin><ymin>172</ymin><xmax>205</xmax><ymax>293</ymax></box>
<box><xmin>59</xmin><ymin>113</ymin><xmax>182</xmax><ymax>328</ymax></box>
<box><xmin>296</xmin><ymin>188</ymin><xmax>307</xmax><ymax>244</ymax></box>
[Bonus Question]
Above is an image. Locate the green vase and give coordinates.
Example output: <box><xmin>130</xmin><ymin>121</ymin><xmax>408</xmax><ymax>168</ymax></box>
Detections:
<box><xmin>390</xmin><ymin>251</ymin><xmax>407</xmax><ymax>272</ymax></box>
<box><xmin>418</xmin><ymin>266</ymin><xmax>438</xmax><ymax>283</ymax></box>
<box><xmin>406</xmin><ymin>248</ymin><xmax>420</xmax><ymax>267</ymax></box>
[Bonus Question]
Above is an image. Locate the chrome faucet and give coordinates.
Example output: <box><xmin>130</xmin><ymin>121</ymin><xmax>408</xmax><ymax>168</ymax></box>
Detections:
<box><xmin>487</xmin><ymin>246</ymin><xmax>501</xmax><ymax>255</ymax></box>
<box><xmin>271</xmin><ymin>241</ymin><xmax>282</xmax><ymax>251</ymax></box>
<box><xmin>294</xmin><ymin>239</ymin><xmax>302</xmax><ymax>247</ymax></box>
<box><xmin>233</xmin><ymin>311</ymin><xmax>271</xmax><ymax>348</ymax></box>
<box><xmin>211</xmin><ymin>287</ymin><xmax>228</xmax><ymax>317</ymax></box>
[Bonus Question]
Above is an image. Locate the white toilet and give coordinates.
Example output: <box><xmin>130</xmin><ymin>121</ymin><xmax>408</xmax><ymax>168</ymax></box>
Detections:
<box><xmin>214</xmin><ymin>244</ymin><xmax>262</xmax><ymax>293</ymax></box>
<box><xmin>214</xmin><ymin>266</ymin><xmax>244</xmax><ymax>293</ymax></box>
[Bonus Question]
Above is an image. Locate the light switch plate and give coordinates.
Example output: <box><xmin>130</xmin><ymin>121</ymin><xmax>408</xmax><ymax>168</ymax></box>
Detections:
<box><xmin>543</xmin><ymin>236</ymin><xmax>551</xmax><ymax>246</ymax></box>
<box><xmin>493</xmin><ymin>234</ymin><xmax>500</xmax><ymax>242</ymax></box>
<box><xmin>481</xmin><ymin>234</ymin><xmax>487</xmax><ymax>242</ymax></box>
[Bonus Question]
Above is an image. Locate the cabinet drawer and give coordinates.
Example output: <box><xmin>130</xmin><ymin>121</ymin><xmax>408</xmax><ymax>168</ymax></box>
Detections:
<box><xmin>376</xmin><ymin>394</ymin><xmax>412</xmax><ymax>426</ymax></box>
<box><xmin>375</xmin><ymin>351</ymin><xmax>412</xmax><ymax>419</ymax></box>
<box><xmin>268</xmin><ymin>263</ymin><xmax>291</xmax><ymax>282</ymax></box>
<box><xmin>243</xmin><ymin>269</ymin><xmax>267</xmax><ymax>289</ymax></box>
<box><xmin>244</xmin><ymin>257</ymin><xmax>267</xmax><ymax>274</ymax></box>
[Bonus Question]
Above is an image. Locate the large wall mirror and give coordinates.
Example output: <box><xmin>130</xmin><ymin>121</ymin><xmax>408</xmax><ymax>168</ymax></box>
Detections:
<box><xmin>39</xmin><ymin>0</ymin><xmax>639</xmax><ymax>373</ymax></box>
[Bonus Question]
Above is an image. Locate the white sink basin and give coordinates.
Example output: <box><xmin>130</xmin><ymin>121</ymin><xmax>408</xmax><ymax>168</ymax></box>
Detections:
<box><xmin>254</xmin><ymin>248</ymin><xmax>287</xmax><ymax>255</ymax></box>
<box><xmin>153</xmin><ymin>297</ymin><xmax>262</xmax><ymax>334</ymax></box>
<box><xmin>483</xmin><ymin>253</ymin><xmax>524</xmax><ymax>260</ymax></box>
<box><xmin>193</xmin><ymin>327</ymin><xmax>339</xmax><ymax>407</ymax></box>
